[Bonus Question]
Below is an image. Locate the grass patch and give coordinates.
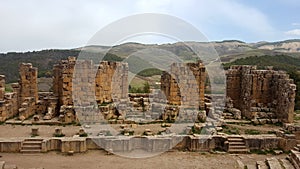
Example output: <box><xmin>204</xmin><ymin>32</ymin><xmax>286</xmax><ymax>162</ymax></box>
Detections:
<box><xmin>79</xmin><ymin>133</ymin><xmax>88</xmax><ymax>137</ymax></box>
<box><xmin>294</xmin><ymin>116</ymin><xmax>300</xmax><ymax>121</ymax></box>
<box><xmin>245</xmin><ymin>129</ymin><xmax>261</xmax><ymax>135</ymax></box>
<box><xmin>267</xmin><ymin>131</ymin><xmax>276</xmax><ymax>134</ymax></box>
<box><xmin>53</xmin><ymin>133</ymin><xmax>65</xmax><ymax>137</ymax></box>
<box><xmin>5</xmin><ymin>84</ymin><xmax>13</xmax><ymax>92</ymax></box>
<box><xmin>31</xmin><ymin>134</ymin><xmax>39</xmax><ymax>137</ymax></box>
<box><xmin>250</xmin><ymin>149</ymin><xmax>267</xmax><ymax>155</ymax></box>
<box><xmin>221</xmin><ymin>125</ymin><xmax>240</xmax><ymax>135</ymax></box>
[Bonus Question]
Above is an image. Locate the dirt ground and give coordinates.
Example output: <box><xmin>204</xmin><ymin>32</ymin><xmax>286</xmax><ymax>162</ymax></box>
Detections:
<box><xmin>0</xmin><ymin>124</ymin><xmax>289</xmax><ymax>169</ymax></box>
<box><xmin>0</xmin><ymin>151</ymin><xmax>287</xmax><ymax>169</ymax></box>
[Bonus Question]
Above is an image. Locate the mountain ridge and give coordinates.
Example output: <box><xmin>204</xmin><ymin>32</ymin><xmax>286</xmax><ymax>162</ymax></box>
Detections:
<box><xmin>1</xmin><ymin>39</ymin><xmax>300</xmax><ymax>82</ymax></box>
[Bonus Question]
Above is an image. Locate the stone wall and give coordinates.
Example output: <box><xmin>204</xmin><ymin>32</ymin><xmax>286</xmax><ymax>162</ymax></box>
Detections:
<box><xmin>0</xmin><ymin>77</ymin><xmax>19</xmax><ymax>122</ymax></box>
<box><xmin>0</xmin><ymin>63</ymin><xmax>58</xmax><ymax>122</ymax></box>
<box><xmin>53</xmin><ymin>57</ymin><xmax>76</xmax><ymax>106</ymax></box>
<box><xmin>53</xmin><ymin>57</ymin><xmax>129</xmax><ymax>122</ymax></box>
<box><xmin>159</xmin><ymin>61</ymin><xmax>206</xmax><ymax>123</ymax></box>
<box><xmin>0</xmin><ymin>134</ymin><xmax>294</xmax><ymax>153</ymax></box>
<box><xmin>95</xmin><ymin>61</ymin><xmax>128</xmax><ymax>104</ymax></box>
<box><xmin>18</xmin><ymin>63</ymin><xmax>39</xmax><ymax>119</ymax></box>
<box><xmin>0</xmin><ymin>75</ymin><xmax>5</xmax><ymax>100</ymax></box>
<box><xmin>226</xmin><ymin>65</ymin><xmax>296</xmax><ymax>123</ymax></box>
<box><xmin>161</xmin><ymin>61</ymin><xmax>206</xmax><ymax>109</ymax></box>
<box><xmin>19</xmin><ymin>63</ymin><xmax>38</xmax><ymax>104</ymax></box>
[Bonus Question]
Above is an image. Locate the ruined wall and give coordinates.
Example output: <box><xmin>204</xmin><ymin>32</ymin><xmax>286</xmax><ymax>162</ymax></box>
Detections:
<box><xmin>54</xmin><ymin>58</ymin><xmax>128</xmax><ymax>106</ymax></box>
<box><xmin>0</xmin><ymin>75</ymin><xmax>5</xmax><ymax>100</ymax></box>
<box><xmin>17</xmin><ymin>63</ymin><xmax>38</xmax><ymax>119</ymax></box>
<box><xmin>226</xmin><ymin>65</ymin><xmax>296</xmax><ymax>123</ymax></box>
<box><xmin>0</xmin><ymin>76</ymin><xmax>18</xmax><ymax>122</ymax></box>
<box><xmin>53</xmin><ymin>57</ymin><xmax>76</xmax><ymax>106</ymax></box>
<box><xmin>53</xmin><ymin>57</ymin><xmax>129</xmax><ymax>122</ymax></box>
<box><xmin>19</xmin><ymin>63</ymin><xmax>38</xmax><ymax>103</ymax></box>
<box><xmin>161</xmin><ymin>61</ymin><xmax>206</xmax><ymax>109</ymax></box>
<box><xmin>95</xmin><ymin>61</ymin><xmax>128</xmax><ymax>104</ymax></box>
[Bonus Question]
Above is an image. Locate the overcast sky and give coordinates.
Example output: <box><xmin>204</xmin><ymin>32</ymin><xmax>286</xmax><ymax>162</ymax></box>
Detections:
<box><xmin>1</xmin><ymin>0</ymin><xmax>300</xmax><ymax>53</ymax></box>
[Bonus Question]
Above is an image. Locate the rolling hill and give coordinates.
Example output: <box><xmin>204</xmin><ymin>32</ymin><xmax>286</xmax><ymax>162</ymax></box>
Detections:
<box><xmin>1</xmin><ymin>39</ymin><xmax>300</xmax><ymax>83</ymax></box>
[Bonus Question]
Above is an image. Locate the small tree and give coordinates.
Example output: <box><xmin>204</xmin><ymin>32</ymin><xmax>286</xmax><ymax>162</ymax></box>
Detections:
<box><xmin>143</xmin><ymin>82</ymin><xmax>150</xmax><ymax>93</ymax></box>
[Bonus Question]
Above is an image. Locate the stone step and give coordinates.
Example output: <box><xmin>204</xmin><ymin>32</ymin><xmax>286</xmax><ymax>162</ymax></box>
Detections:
<box><xmin>227</xmin><ymin>138</ymin><xmax>244</xmax><ymax>142</ymax></box>
<box><xmin>24</xmin><ymin>138</ymin><xmax>43</xmax><ymax>142</ymax></box>
<box><xmin>227</xmin><ymin>136</ymin><xmax>243</xmax><ymax>139</ymax></box>
<box><xmin>266</xmin><ymin>157</ymin><xmax>282</xmax><ymax>169</ymax></box>
<box><xmin>256</xmin><ymin>160</ymin><xmax>268</xmax><ymax>169</ymax></box>
<box><xmin>246</xmin><ymin>164</ymin><xmax>256</xmax><ymax>169</ymax></box>
<box><xmin>279</xmin><ymin>158</ymin><xmax>295</xmax><ymax>169</ymax></box>
<box><xmin>20</xmin><ymin>149</ymin><xmax>41</xmax><ymax>153</ymax></box>
<box><xmin>23</xmin><ymin>141</ymin><xmax>42</xmax><ymax>145</ymax></box>
<box><xmin>229</xmin><ymin>142</ymin><xmax>245</xmax><ymax>145</ymax></box>
<box><xmin>289</xmin><ymin>150</ymin><xmax>300</xmax><ymax>169</ymax></box>
<box><xmin>228</xmin><ymin>145</ymin><xmax>247</xmax><ymax>150</ymax></box>
<box><xmin>22</xmin><ymin>145</ymin><xmax>42</xmax><ymax>150</ymax></box>
<box><xmin>228</xmin><ymin>148</ymin><xmax>249</xmax><ymax>153</ymax></box>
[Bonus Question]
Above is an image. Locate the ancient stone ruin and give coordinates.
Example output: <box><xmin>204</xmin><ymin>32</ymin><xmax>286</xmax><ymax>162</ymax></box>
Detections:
<box><xmin>226</xmin><ymin>65</ymin><xmax>296</xmax><ymax>123</ymax></box>
<box><xmin>0</xmin><ymin>63</ymin><xmax>39</xmax><ymax>122</ymax></box>
<box><xmin>161</xmin><ymin>61</ymin><xmax>206</xmax><ymax>108</ymax></box>
<box><xmin>0</xmin><ymin>58</ymin><xmax>297</xmax><ymax>126</ymax></box>
<box><xmin>53</xmin><ymin>57</ymin><xmax>129</xmax><ymax>123</ymax></box>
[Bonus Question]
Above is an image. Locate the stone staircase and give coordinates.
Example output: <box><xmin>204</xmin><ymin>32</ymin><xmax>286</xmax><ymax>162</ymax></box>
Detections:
<box><xmin>20</xmin><ymin>138</ymin><xmax>43</xmax><ymax>153</ymax></box>
<box><xmin>244</xmin><ymin>157</ymin><xmax>295</xmax><ymax>169</ymax></box>
<box><xmin>289</xmin><ymin>144</ymin><xmax>300</xmax><ymax>169</ymax></box>
<box><xmin>248</xmin><ymin>144</ymin><xmax>300</xmax><ymax>169</ymax></box>
<box><xmin>227</xmin><ymin>135</ymin><xmax>249</xmax><ymax>153</ymax></box>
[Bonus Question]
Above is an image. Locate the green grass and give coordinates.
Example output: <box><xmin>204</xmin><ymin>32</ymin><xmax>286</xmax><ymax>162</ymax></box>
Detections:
<box><xmin>221</xmin><ymin>125</ymin><xmax>240</xmax><ymax>135</ymax></box>
<box><xmin>137</xmin><ymin>68</ymin><xmax>162</xmax><ymax>77</ymax></box>
<box><xmin>5</xmin><ymin>84</ymin><xmax>13</xmax><ymax>92</ymax></box>
<box><xmin>79</xmin><ymin>133</ymin><xmax>88</xmax><ymax>137</ymax></box>
<box><xmin>53</xmin><ymin>133</ymin><xmax>65</xmax><ymax>137</ymax></box>
<box><xmin>245</xmin><ymin>129</ymin><xmax>261</xmax><ymax>135</ymax></box>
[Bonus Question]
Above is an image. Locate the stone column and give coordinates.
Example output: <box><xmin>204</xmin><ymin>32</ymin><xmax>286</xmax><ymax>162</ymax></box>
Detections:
<box><xmin>0</xmin><ymin>75</ymin><xmax>5</xmax><ymax>100</ymax></box>
<box><xmin>19</xmin><ymin>63</ymin><xmax>38</xmax><ymax>103</ymax></box>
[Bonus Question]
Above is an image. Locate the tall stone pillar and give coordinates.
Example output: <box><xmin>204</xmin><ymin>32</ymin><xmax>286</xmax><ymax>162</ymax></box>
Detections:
<box><xmin>0</xmin><ymin>75</ymin><xmax>5</xmax><ymax>100</ymax></box>
<box><xmin>19</xmin><ymin>63</ymin><xmax>38</xmax><ymax>103</ymax></box>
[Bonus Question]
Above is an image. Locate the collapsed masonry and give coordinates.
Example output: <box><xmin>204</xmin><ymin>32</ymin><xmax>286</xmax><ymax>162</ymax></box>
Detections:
<box><xmin>226</xmin><ymin>65</ymin><xmax>296</xmax><ymax>123</ymax></box>
<box><xmin>0</xmin><ymin>58</ymin><xmax>297</xmax><ymax>124</ymax></box>
<box><xmin>0</xmin><ymin>63</ymin><xmax>56</xmax><ymax>122</ymax></box>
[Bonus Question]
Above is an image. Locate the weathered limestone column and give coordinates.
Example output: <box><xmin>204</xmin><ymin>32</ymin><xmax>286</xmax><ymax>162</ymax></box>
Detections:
<box><xmin>19</xmin><ymin>63</ymin><xmax>38</xmax><ymax>103</ymax></box>
<box><xmin>0</xmin><ymin>75</ymin><xmax>5</xmax><ymax>100</ymax></box>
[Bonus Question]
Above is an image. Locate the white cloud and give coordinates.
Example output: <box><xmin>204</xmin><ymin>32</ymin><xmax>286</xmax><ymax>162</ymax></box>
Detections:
<box><xmin>285</xmin><ymin>29</ymin><xmax>300</xmax><ymax>36</ymax></box>
<box><xmin>0</xmin><ymin>0</ymin><xmax>278</xmax><ymax>52</ymax></box>
<box><xmin>292</xmin><ymin>23</ymin><xmax>300</xmax><ymax>26</ymax></box>
<box><xmin>134</xmin><ymin>0</ymin><xmax>276</xmax><ymax>40</ymax></box>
